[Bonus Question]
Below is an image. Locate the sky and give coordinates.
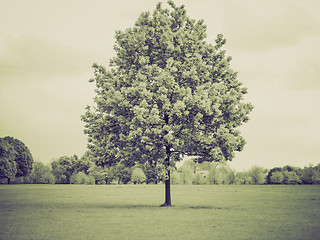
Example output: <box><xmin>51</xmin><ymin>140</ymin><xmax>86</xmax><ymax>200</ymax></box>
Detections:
<box><xmin>0</xmin><ymin>0</ymin><xmax>319</xmax><ymax>171</ymax></box>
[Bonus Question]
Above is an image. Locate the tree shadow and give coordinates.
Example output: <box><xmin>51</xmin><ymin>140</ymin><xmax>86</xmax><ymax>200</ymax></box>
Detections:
<box><xmin>19</xmin><ymin>201</ymin><xmax>228</xmax><ymax>210</ymax></box>
<box><xmin>94</xmin><ymin>204</ymin><xmax>161</xmax><ymax>209</ymax></box>
<box><xmin>97</xmin><ymin>204</ymin><xmax>226</xmax><ymax>210</ymax></box>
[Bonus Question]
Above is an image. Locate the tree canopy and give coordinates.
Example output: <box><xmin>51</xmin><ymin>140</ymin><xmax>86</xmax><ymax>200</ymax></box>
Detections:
<box><xmin>51</xmin><ymin>155</ymin><xmax>77</xmax><ymax>184</ymax></box>
<box><xmin>82</xmin><ymin>1</ymin><xmax>253</xmax><ymax>205</ymax></box>
<box><xmin>0</xmin><ymin>136</ymin><xmax>34</xmax><ymax>183</ymax></box>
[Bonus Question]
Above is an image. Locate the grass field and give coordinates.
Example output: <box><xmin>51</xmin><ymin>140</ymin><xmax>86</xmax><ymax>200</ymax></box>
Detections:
<box><xmin>0</xmin><ymin>184</ymin><xmax>319</xmax><ymax>240</ymax></box>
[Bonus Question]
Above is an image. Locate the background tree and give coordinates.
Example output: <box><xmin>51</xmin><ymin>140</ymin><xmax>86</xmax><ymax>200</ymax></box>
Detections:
<box><xmin>82</xmin><ymin>1</ymin><xmax>253</xmax><ymax>206</ymax></box>
<box><xmin>0</xmin><ymin>138</ymin><xmax>17</xmax><ymax>184</ymax></box>
<box><xmin>70</xmin><ymin>172</ymin><xmax>95</xmax><ymax>185</ymax></box>
<box><xmin>28</xmin><ymin>162</ymin><xmax>55</xmax><ymax>184</ymax></box>
<box><xmin>112</xmin><ymin>163</ymin><xmax>132</xmax><ymax>184</ymax></box>
<box><xmin>269</xmin><ymin>171</ymin><xmax>284</xmax><ymax>184</ymax></box>
<box><xmin>88</xmin><ymin>165</ymin><xmax>108</xmax><ymax>184</ymax></box>
<box><xmin>300</xmin><ymin>164</ymin><xmax>320</xmax><ymax>184</ymax></box>
<box><xmin>131</xmin><ymin>167</ymin><xmax>146</xmax><ymax>184</ymax></box>
<box><xmin>51</xmin><ymin>155</ymin><xmax>77</xmax><ymax>184</ymax></box>
<box><xmin>171</xmin><ymin>170</ymin><xmax>181</xmax><ymax>184</ymax></box>
<box><xmin>312</xmin><ymin>163</ymin><xmax>320</xmax><ymax>184</ymax></box>
<box><xmin>247</xmin><ymin>165</ymin><xmax>266</xmax><ymax>185</ymax></box>
<box><xmin>266</xmin><ymin>167</ymin><xmax>282</xmax><ymax>184</ymax></box>
<box><xmin>178</xmin><ymin>165</ymin><xmax>193</xmax><ymax>185</ymax></box>
<box><xmin>141</xmin><ymin>161</ymin><xmax>160</xmax><ymax>184</ymax></box>
<box><xmin>0</xmin><ymin>136</ymin><xmax>33</xmax><ymax>184</ymax></box>
<box><xmin>73</xmin><ymin>151</ymin><xmax>93</xmax><ymax>174</ymax></box>
<box><xmin>234</xmin><ymin>171</ymin><xmax>251</xmax><ymax>185</ymax></box>
<box><xmin>192</xmin><ymin>172</ymin><xmax>205</xmax><ymax>185</ymax></box>
<box><xmin>283</xmin><ymin>171</ymin><xmax>301</xmax><ymax>185</ymax></box>
<box><xmin>206</xmin><ymin>162</ymin><xmax>231</xmax><ymax>184</ymax></box>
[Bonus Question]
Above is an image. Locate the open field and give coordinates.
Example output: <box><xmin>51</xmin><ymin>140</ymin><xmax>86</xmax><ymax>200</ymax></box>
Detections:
<box><xmin>0</xmin><ymin>185</ymin><xmax>319</xmax><ymax>240</ymax></box>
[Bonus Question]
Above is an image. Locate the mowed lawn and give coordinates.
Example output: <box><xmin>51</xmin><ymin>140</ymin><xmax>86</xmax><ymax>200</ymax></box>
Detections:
<box><xmin>0</xmin><ymin>184</ymin><xmax>319</xmax><ymax>240</ymax></box>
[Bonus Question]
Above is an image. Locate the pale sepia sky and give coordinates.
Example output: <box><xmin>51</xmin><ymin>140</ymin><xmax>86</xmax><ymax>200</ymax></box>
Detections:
<box><xmin>0</xmin><ymin>0</ymin><xmax>319</xmax><ymax>171</ymax></box>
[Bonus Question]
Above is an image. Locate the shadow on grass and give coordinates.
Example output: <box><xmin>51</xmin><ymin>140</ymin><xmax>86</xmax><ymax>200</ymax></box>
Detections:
<box><xmin>186</xmin><ymin>205</ymin><xmax>223</xmax><ymax>210</ymax></box>
<box><xmin>9</xmin><ymin>201</ymin><xmax>227</xmax><ymax>210</ymax></box>
<box><xmin>95</xmin><ymin>204</ymin><xmax>161</xmax><ymax>209</ymax></box>
<box><xmin>87</xmin><ymin>204</ymin><xmax>226</xmax><ymax>210</ymax></box>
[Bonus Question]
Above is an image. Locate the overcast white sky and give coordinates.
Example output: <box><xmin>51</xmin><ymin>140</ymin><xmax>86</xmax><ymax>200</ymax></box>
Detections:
<box><xmin>1</xmin><ymin>0</ymin><xmax>319</xmax><ymax>171</ymax></box>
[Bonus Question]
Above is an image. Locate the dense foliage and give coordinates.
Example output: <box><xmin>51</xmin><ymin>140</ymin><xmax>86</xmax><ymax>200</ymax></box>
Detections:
<box><xmin>0</xmin><ymin>136</ymin><xmax>34</xmax><ymax>183</ymax></box>
<box><xmin>81</xmin><ymin>1</ymin><xmax>253</xmax><ymax>205</ymax></box>
<box><xmin>3</xmin><ymin>152</ymin><xmax>320</xmax><ymax>185</ymax></box>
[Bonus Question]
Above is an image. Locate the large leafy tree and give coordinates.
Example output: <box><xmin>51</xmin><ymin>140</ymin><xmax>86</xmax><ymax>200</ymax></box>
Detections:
<box><xmin>82</xmin><ymin>1</ymin><xmax>253</xmax><ymax>206</ymax></box>
<box><xmin>0</xmin><ymin>138</ymin><xmax>17</xmax><ymax>184</ymax></box>
<box><xmin>0</xmin><ymin>136</ymin><xmax>34</xmax><ymax>183</ymax></box>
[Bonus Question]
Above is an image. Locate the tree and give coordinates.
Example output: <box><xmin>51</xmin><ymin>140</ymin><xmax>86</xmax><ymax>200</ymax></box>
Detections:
<box><xmin>0</xmin><ymin>139</ymin><xmax>17</xmax><ymax>183</ymax></box>
<box><xmin>171</xmin><ymin>170</ymin><xmax>181</xmax><ymax>184</ymax></box>
<box><xmin>81</xmin><ymin>1</ymin><xmax>253</xmax><ymax>206</ymax></box>
<box><xmin>51</xmin><ymin>155</ymin><xmax>77</xmax><ymax>184</ymax></box>
<box><xmin>312</xmin><ymin>163</ymin><xmax>320</xmax><ymax>184</ymax></box>
<box><xmin>283</xmin><ymin>171</ymin><xmax>301</xmax><ymax>185</ymax></box>
<box><xmin>248</xmin><ymin>165</ymin><xmax>266</xmax><ymax>185</ymax></box>
<box><xmin>88</xmin><ymin>165</ymin><xmax>107</xmax><ymax>184</ymax></box>
<box><xmin>178</xmin><ymin>165</ymin><xmax>193</xmax><ymax>185</ymax></box>
<box><xmin>141</xmin><ymin>161</ymin><xmax>160</xmax><ymax>184</ymax></box>
<box><xmin>266</xmin><ymin>167</ymin><xmax>282</xmax><ymax>184</ymax></box>
<box><xmin>0</xmin><ymin>136</ymin><xmax>34</xmax><ymax>183</ymax></box>
<box><xmin>131</xmin><ymin>168</ymin><xmax>146</xmax><ymax>184</ymax></box>
<box><xmin>234</xmin><ymin>171</ymin><xmax>251</xmax><ymax>185</ymax></box>
<box><xmin>300</xmin><ymin>164</ymin><xmax>320</xmax><ymax>184</ymax></box>
<box><xmin>113</xmin><ymin>163</ymin><xmax>133</xmax><ymax>184</ymax></box>
<box><xmin>192</xmin><ymin>172</ymin><xmax>205</xmax><ymax>185</ymax></box>
<box><xmin>28</xmin><ymin>162</ymin><xmax>55</xmax><ymax>184</ymax></box>
<box><xmin>70</xmin><ymin>172</ymin><xmax>95</xmax><ymax>185</ymax></box>
<box><xmin>269</xmin><ymin>171</ymin><xmax>284</xmax><ymax>184</ymax></box>
<box><xmin>206</xmin><ymin>162</ymin><xmax>230</xmax><ymax>184</ymax></box>
<box><xmin>73</xmin><ymin>151</ymin><xmax>94</xmax><ymax>174</ymax></box>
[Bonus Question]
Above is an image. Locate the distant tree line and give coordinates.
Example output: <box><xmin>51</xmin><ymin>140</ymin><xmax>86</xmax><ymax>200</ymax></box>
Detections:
<box><xmin>1</xmin><ymin>136</ymin><xmax>319</xmax><ymax>185</ymax></box>
<box><xmin>1</xmin><ymin>152</ymin><xmax>150</xmax><ymax>185</ymax></box>
<box><xmin>171</xmin><ymin>161</ymin><xmax>320</xmax><ymax>185</ymax></box>
<box><xmin>2</xmin><ymin>150</ymin><xmax>320</xmax><ymax>185</ymax></box>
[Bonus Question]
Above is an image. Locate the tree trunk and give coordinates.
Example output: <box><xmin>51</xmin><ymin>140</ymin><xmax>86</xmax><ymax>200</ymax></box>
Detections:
<box><xmin>163</xmin><ymin>169</ymin><xmax>171</xmax><ymax>206</ymax></box>
<box><xmin>161</xmin><ymin>115</ymin><xmax>172</xmax><ymax>207</ymax></box>
<box><xmin>161</xmin><ymin>144</ymin><xmax>172</xmax><ymax>207</ymax></box>
<box><xmin>8</xmin><ymin>178</ymin><xmax>11</xmax><ymax>184</ymax></box>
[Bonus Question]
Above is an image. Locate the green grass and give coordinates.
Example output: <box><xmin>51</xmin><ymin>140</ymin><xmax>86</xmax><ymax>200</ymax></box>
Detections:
<box><xmin>0</xmin><ymin>184</ymin><xmax>319</xmax><ymax>240</ymax></box>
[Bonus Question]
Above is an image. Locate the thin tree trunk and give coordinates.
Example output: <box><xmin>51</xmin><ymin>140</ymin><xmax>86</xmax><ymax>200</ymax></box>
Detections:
<box><xmin>161</xmin><ymin>144</ymin><xmax>172</xmax><ymax>207</ymax></box>
<box><xmin>161</xmin><ymin>114</ymin><xmax>172</xmax><ymax>207</ymax></box>
<box><xmin>163</xmin><ymin>169</ymin><xmax>171</xmax><ymax>206</ymax></box>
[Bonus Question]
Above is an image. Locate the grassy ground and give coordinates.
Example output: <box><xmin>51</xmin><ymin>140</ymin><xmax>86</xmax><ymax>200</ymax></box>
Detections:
<box><xmin>0</xmin><ymin>184</ymin><xmax>319</xmax><ymax>240</ymax></box>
